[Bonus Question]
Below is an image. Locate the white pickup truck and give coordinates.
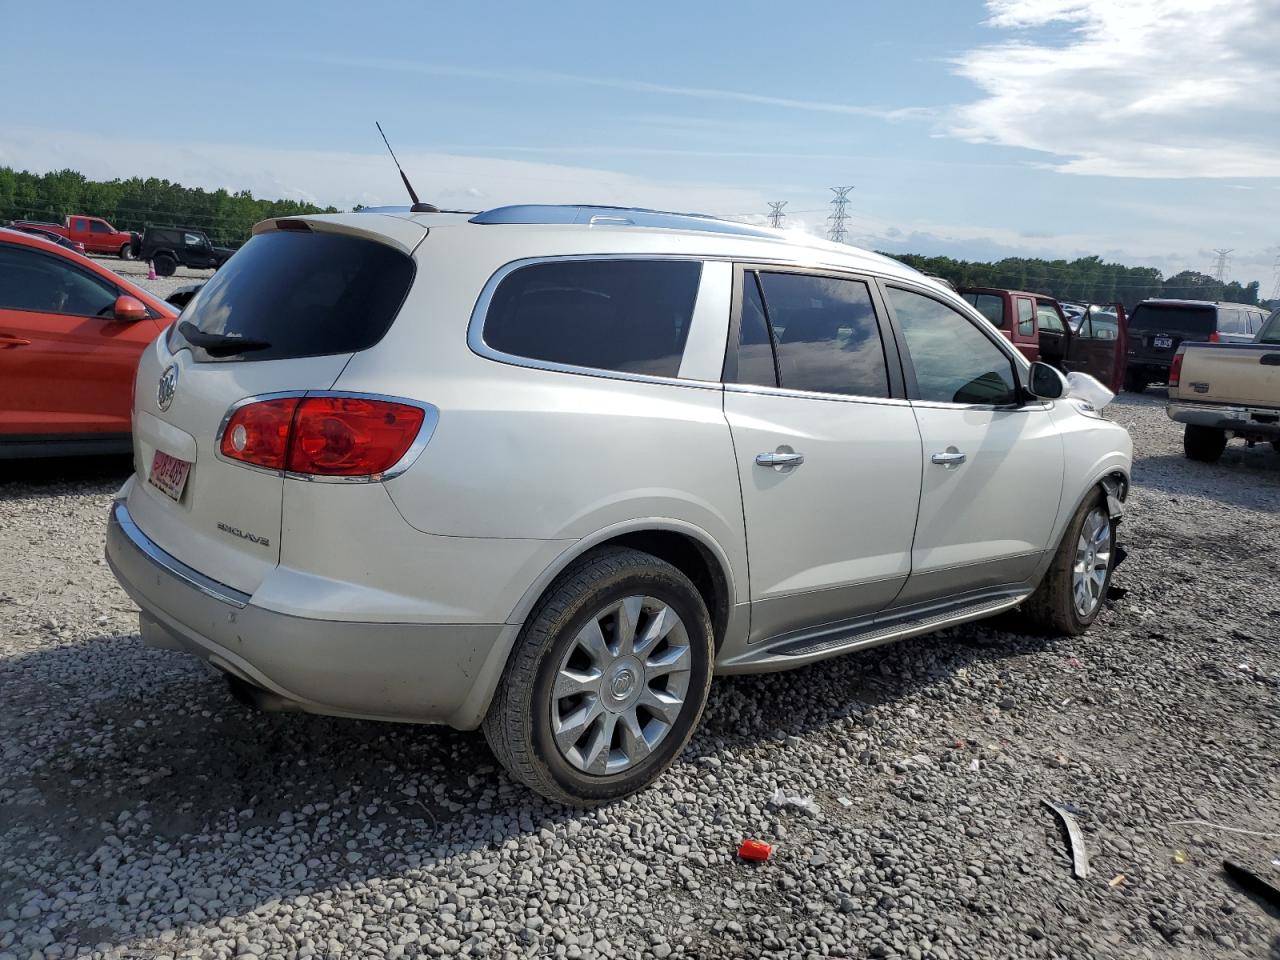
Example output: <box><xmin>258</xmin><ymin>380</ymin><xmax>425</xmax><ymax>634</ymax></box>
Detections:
<box><xmin>1167</xmin><ymin>309</ymin><xmax>1280</xmax><ymax>461</ymax></box>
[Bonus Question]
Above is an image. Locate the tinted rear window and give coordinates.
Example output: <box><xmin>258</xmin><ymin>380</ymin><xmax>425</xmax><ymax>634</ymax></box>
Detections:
<box><xmin>483</xmin><ymin>259</ymin><xmax>701</xmax><ymax>378</ymax></box>
<box><xmin>1129</xmin><ymin>303</ymin><xmax>1215</xmax><ymax>336</ymax></box>
<box><xmin>173</xmin><ymin>230</ymin><xmax>414</xmax><ymax>362</ymax></box>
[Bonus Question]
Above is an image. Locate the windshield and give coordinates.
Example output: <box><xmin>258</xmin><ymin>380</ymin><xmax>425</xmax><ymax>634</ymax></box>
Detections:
<box><xmin>1258</xmin><ymin>310</ymin><xmax>1280</xmax><ymax>345</ymax></box>
<box><xmin>170</xmin><ymin>230</ymin><xmax>414</xmax><ymax>362</ymax></box>
<box><xmin>1129</xmin><ymin>303</ymin><xmax>1215</xmax><ymax>337</ymax></box>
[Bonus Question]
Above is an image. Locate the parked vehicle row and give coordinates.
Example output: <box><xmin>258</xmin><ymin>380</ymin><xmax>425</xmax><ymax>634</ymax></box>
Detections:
<box><xmin>12</xmin><ymin>215</ymin><xmax>138</xmax><ymax>259</ymax></box>
<box><xmin>1166</xmin><ymin>309</ymin><xmax>1280</xmax><ymax>461</ymax></box>
<box><xmin>102</xmin><ymin>205</ymin><xmax>1132</xmax><ymax>804</ymax></box>
<box><xmin>1125</xmin><ymin>299</ymin><xmax>1271</xmax><ymax>393</ymax></box>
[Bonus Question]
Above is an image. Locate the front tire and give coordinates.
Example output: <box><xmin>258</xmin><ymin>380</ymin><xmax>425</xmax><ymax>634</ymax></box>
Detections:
<box><xmin>483</xmin><ymin>547</ymin><xmax>714</xmax><ymax>805</ymax></box>
<box><xmin>119</xmin><ymin>242</ymin><xmax>134</xmax><ymax>260</ymax></box>
<box><xmin>1124</xmin><ymin>369</ymin><xmax>1149</xmax><ymax>393</ymax></box>
<box><xmin>1024</xmin><ymin>490</ymin><xmax>1115</xmax><ymax>636</ymax></box>
<box><xmin>1183</xmin><ymin>424</ymin><xmax>1227</xmax><ymax>462</ymax></box>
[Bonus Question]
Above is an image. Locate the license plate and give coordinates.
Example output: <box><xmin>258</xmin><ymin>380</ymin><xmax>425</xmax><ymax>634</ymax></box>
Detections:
<box><xmin>1153</xmin><ymin>336</ymin><xmax>1173</xmax><ymax>349</ymax></box>
<box><xmin>148</xmin><ymin>450</ymin><xmax>191</xmax><ymax>502</ymax></box>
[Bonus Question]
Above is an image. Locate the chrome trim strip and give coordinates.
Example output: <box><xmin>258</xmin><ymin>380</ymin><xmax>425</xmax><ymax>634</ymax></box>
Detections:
<box><xmin>469</xmin><ymin>204</ymin><xmax>782</xmax><ymax>240</ymax></box>
<box><xmin>110</xmin><ymin>500</ymin><xmax>250</xmax><ymax>608</ymax></box>
<box><xmin>213</xmin><ymin>390</ymin><xmax>440</xmax><ymax>483</ymax></box>
<box><xmin>723</xmin><ymin>382</ymin><xmax>913</xmax><ymax>408</ymax></box>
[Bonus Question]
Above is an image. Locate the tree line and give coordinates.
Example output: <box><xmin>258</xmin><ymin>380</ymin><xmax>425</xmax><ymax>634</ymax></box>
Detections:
<box><xmin>888</xmin><ymin>252</ymin><xmax>1263</xmax><ymax>312</ymax></box>
<box><xmin>0</xmin><ymin>167</ymin><xmax>336</xmax><ymax>248</ymax></box>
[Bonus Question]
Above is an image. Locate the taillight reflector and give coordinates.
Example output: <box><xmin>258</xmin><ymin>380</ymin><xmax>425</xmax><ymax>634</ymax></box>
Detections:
<box><xmin>1208</xmin><ymin>331</ymin><xmax>1220</xmax><ymax>343</ymax></box>
<box><xmin>219</xmin><ymin>395</ymin><xmax>425</xmax><ymax>478</ymax></box>
<box><xmin>220</xmin><ymin>397</ymin><xmax>301</xmax><ymax>470</ymax></box>
<box><xmin>1168</xmin><ymin>352</ymin><xmax>1184</xmax><ymax>388</ymax></box>
<box><xmin>288</xmin><ymin>397</ymin><xmax>425</xmax><ymax>477</ymax></box>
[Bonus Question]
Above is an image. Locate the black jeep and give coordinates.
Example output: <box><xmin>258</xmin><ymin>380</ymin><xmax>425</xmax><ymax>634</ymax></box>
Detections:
<box><xmin>135</xmin><ymin>227</ymin><xmax>235</xmax><ymax>276</ymax></box>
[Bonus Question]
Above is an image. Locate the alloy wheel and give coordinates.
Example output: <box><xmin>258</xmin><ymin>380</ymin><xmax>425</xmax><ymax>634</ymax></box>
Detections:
<box><xmin>1072</xmin><ymin>507</ymin><xmax>1112</xmax><ymax>618</ymax></box>
<box><xmin>550</xmin><ymin>596</ymin><xmax>692</xmax><ymax>776</ymax></box>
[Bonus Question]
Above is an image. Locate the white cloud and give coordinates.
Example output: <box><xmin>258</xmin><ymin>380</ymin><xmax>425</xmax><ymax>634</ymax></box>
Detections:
<box><xmin>950</xmin><ymin>0</ymin><xmax>1280</xmax><ymax>178</ymax></box>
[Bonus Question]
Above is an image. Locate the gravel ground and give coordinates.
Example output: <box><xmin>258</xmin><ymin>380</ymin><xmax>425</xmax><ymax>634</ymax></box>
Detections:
<box><xmin>1</xmin><ymin>393</ymin><xmax>1277</xmax><ymax>960</ymax></box>
<box><xmin>89</xmin><ymin>255</ymin><xmax>214</xmax><ymax>305</ymax></box>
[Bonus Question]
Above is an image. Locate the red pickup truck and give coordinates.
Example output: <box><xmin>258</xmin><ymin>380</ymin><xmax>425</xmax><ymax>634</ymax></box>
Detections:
<box><xmin>12</xmin><ymin>215</ymin><xmax>138</xmax><ymax>259</ymax></box>
<box><xmin>958</xmin><ymin>286</ymin><xmax>1129</xmax><ymax>393</ymax></box>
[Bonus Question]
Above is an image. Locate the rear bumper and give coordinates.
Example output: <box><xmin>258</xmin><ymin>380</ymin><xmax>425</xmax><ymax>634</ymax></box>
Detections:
<box><xmin>105</xmin><ymin>499</ymin><xmax>516</xmax><ymax>728</ymax></box>
<box><xmin>1166</xmin><ymin>401</ymin><xmax>1280</xmax><ymax>439</ymax></box>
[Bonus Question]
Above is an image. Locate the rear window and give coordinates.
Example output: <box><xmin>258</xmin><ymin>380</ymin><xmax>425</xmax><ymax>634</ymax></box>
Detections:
<box><xmin>482</xmin><ymin>259</ymin><xmax>702</xmax><ymax>378</ymax></box>
<box><xmin>961</xmin><ymin>292</ymin><xmax>1004</xmax><ymax>327</ymax></box>
<box><xmin>172</xmin><ymin>230</ymin><xmax>414</xmax><ymax>362</ymax></box>
<box><xmin>1129</xmin><ymin>303</ymin><xmax>1215</xmax><ymax>336</ymax></box>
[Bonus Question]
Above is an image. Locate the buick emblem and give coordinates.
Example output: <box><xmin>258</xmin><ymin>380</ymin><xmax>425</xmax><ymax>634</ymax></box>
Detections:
<box><xmin>610</xmin><ymin>669</ymin><xmax>636</xmax><ymax>699</ymax></box>
<box><xmin>157</xmin><ymin>365</ymin><xmax>179</xmax><ymax>412</ymax></box>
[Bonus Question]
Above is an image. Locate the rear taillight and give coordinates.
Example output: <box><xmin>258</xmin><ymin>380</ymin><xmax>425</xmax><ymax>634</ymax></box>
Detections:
<box><xmin>288</xmin><ymin>397</ymin><xmax>425</xmax><ymax>476</ymax></box>
<box><xmin>219</xmin><ymin>395</ymin><xmax>426</xmax><ymax>478</ymax></box>
<box><xmin>1168</xmin><ymin>352</ymin><xmax>1184</xmax><ymax>388</ymax></box>
<box><xmin>220</xmin><ymin>397</ymin><xmax>301</xmax><ymax>470</ymax></box>
<box><xmin>1208</xmin><ymin>331</ymin><xmax>1220</xmax><ymax>343</ymax></box>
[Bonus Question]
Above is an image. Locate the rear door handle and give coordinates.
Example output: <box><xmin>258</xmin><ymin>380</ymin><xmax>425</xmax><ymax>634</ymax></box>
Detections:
<box><xmin>755</xmin><ymin>451</ymin><xmax>804</xmax><ymax>468</ymax></box>
<box><xmin>0</xmin><ymin>335</ymin><xmax>32</xmax><ymax>349</ymax></box>
<box><xmin>931</xmin><ymin>451</ymin><xmax>967</xmax><ymax>467</ymax></box>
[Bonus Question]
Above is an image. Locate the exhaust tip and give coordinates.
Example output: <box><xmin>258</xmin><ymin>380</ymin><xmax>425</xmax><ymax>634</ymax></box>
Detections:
<box><xmin>223</xmin><ymin>673</ymin><xmax>303</xmax><ymax>713</ymax></box>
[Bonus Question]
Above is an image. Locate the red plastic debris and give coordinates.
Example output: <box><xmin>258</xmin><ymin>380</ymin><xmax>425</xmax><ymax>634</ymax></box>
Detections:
<box><xmin>737</xmin><ymin>839</ymin><xmax>773</xmax><ymax>862</ymax></box>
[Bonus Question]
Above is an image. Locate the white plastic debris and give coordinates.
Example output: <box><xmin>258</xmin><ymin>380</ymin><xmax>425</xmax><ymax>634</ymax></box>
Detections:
<box><xmin>837</xmin><ymin>797</ymin><xmax>854</xmax><ymax>808</ymax></box>
<box><xmin>1066</xmin><ymin>371</ymin><xmax>1115</xmax><ymax>410</ymax></box>
<box><xmin>769</xmin><ymin>787</ymin><xmax>821</xmax><ymax>817</ymax></box>
<box><xmin>968</xmin><ymin>758</ymin><xmax>981</xmax><ymax>772</ymax></box>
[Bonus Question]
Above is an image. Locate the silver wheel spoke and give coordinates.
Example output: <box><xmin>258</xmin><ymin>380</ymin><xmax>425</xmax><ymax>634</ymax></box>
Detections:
<box><xmin>612</xmin><ymin>596</ymin><xmax>644</xmax><ymax>657</ymax></box>
<box><xmin>644</xmin><ymin>643</ymin><xmax>690</xmax><ymax>678</ymax></box>
<box><xmin>581</xmin><ymin>712</ymin><xmax>618</xmax><ymax>774</ymax></box>
<box><xmin>618</xmin><ymin>710</ymin><xmax>653</xmax><ymax>763</ymax></box>
<box><xmin>637</xmin><ymin>686</ymin><xmax>683</xmax><ymax>724</ymax></box>
<box><xmin>553</xmin><ymin>697</ymin><xmax>603</xmax><ymax>754</ymax></box>
<box><xmin>575</xmin><ymin>618</ymin><xmax>611</xmax><ymax>666</ymax></box>
<box><xmin>1071</xmin><ymin>507</ymin><xmax>1112</xmax><ymax>617</ymax></box>
<box><xmin>554</xmin><ymin>666</ymin><xmax>602</xmax><ymax>699</ymax></box>
<box><xmin>633</xmin><ymin>604</ymin><xmax>677</xmax><ymax>659</ymax></box>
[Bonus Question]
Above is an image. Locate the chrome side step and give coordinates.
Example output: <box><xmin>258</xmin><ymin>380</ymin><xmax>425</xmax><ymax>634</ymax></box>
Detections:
<box><xmin>719</xmin><ymin>587</ymin><xmax>1030</xmax><ymax>674</ymax></box>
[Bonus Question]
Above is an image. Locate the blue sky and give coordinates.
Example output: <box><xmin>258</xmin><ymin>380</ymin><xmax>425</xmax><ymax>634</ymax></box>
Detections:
<box><xmin>4</xmin><ymin>0</ymin><xmax>1277</xmax><ymax>284</ymax></box>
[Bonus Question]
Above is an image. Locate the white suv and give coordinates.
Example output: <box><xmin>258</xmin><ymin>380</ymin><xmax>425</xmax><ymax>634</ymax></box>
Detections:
<box><xmin>106</xmin><ymin>205</ymin><xmax>1131</xmax><ymax>804</ymax></box>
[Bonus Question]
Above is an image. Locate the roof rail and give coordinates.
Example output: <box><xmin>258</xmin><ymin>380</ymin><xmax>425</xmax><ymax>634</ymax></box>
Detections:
<box><xmin>469</xmin><ymin>204</ymin><xmax>780</xmax><ymax>240</ymax></box>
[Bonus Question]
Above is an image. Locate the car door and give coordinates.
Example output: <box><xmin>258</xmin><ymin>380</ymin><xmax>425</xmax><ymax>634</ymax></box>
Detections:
<box><xmin>0</xmin><ymin>242</ymin><xmax>164</xmax><ymax>437</ymax></box>
<box><xmin>722</xmin><ymin>266</ymin><xmax>923</xmax><ymax>642</ymax></box>
<box><xmin>881</xmin><ymin>283</ymin><xmax>1064</xmax><ymax>606</ymax></box>
<box><xmin>1058</xmin><ymin>303</ymin><xmax>1124</xmax><ymax>389</ymax></box>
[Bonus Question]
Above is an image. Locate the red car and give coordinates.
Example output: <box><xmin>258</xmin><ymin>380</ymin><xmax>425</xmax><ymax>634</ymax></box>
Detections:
<box><xmin>0</xmin><ymin>228</ymin><xmax>176</xmax><ymax>458</ymax></box>
<box><xmin>13</xmin><ymin>215</ymin><xmax>137</xmax><ymax>259</ymax></box>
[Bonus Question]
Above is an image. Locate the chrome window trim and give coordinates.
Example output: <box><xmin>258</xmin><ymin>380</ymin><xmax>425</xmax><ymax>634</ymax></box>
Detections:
<box><xmin>723</xmin><ymin>382</ymin><xmax>913</xmax><ymax>408</ymax></box>
<box><xmin>467</xmin><ymin>254</ymin><xmax>723</xmax><ymax>392</ymax></box>
<box><xmin>213</xmin><ymin>390</ymin><xmax>440</xmax><ymax>483</ymax></box>
<box><xmin>110</xmin><ymin>500</ymin><xmax>250</xmax><ymax>608</ymax></box>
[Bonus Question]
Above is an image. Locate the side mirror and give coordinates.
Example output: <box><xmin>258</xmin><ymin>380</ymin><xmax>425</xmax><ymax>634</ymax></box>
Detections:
<box><xmin>1027</xmin><ymin>361</ymin><xmax>1068</xmax><ymax>400</ymax></box>
<box><xmin>113</xmin><ymin>295</ymin><xmax>148</xmax><ymax>322</ymax></box>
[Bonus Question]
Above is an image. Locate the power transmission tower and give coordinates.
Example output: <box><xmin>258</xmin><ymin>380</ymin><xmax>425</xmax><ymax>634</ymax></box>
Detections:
<box><xmin>827</xmin><ymin>186</ymin><xmax>853</xmax><ymax>243</ymax></box>
<box><xmin>1270</xmin><ymin>253</ymin><xmax>1280</xmax><ymax>301</ymax></box>
<box><xmin>767</xmin><ymin>201</ymin><xmax>787</xmax><ymax>229</ymax></box>
<box><xmin>1210</xmin><ymin>248</ymin><xmax>1233</xmax><ymax>283</ymax></box>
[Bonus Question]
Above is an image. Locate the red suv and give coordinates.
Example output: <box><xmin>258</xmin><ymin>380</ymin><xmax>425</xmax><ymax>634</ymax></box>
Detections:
<box><xmin>0</xmin><ymin>229</ymin><xmax>176</xmax><ymax>458</ymax></box>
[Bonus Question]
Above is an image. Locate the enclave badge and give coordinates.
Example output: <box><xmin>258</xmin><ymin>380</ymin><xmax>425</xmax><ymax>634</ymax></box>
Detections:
<box><xmin>157</xmin><ymin>365</ymin><xmax>179</xmax><ymax>411</ymax></box>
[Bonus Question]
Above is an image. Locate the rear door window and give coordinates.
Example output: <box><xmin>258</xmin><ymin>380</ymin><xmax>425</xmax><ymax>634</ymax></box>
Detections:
<box><xmin>1036</xmin><ymin>301</ymin><xmax>1064</xmax><ymax>333</ymax></box>
<box><xmin>484</xmin><ymin>259</ymin><xmax>701</xmax><ymax>378</ymax></box>
<box><xmin>172</xmin><ymin>230</ymin><xmax>415</xmax><ymax>362</ymax></box>
<box><xmin>755</xmin><ymin>272</ymin><xmax>889</xmax><ymax>397</ymax></box>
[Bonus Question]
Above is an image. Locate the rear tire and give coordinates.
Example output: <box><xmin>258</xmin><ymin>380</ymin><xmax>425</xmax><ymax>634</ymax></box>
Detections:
<box><xmin>1183</xmin><ymin>424</ymin><xmax>1227</xmax><ymax>462</ymax></box>
<box><xmin>1271</xmin><ymin>440</ymin><xmax>1280</xmax><ymax>455</ymax></box>
<box><xmin>153</xmin><ymin>254</ymin><xmax>177</xmax><ymax>277</ymax></box>
<box><xmin>1124</xmin><ymin>370</ymin><xmax>1148</xmax><ymax>393</ymax></box>
<box><xmin>483</xmin><ymin>547</ymin><xmax>714</xmax><ymax>806</ymax></box>
<box><xmin>1023</xmin><ymin>489</ymin><xmax>1115</xmax><ymax>636</ymax></box>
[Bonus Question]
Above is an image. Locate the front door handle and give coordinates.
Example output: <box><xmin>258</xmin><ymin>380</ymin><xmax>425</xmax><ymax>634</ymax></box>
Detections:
<box><xmin>931</xmin><ymin>451</ymin><xmax>967</xmax><ymax>467</ymax></box>
<box><xmin>755</xmin><ymin>451</ymin><xmax>804</xmax><ymax>468</ymax></box>
<box><xmin>0</xmin><ymin>335</ymin><xmax>32</xmax><ymax>349</ymax></box>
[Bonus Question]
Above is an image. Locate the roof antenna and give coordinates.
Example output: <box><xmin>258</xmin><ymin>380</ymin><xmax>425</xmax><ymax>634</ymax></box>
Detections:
<box><xmin>376</xmin><ymin>121</ymin><xmax>439</xmax><ymax>213</ymax></box>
